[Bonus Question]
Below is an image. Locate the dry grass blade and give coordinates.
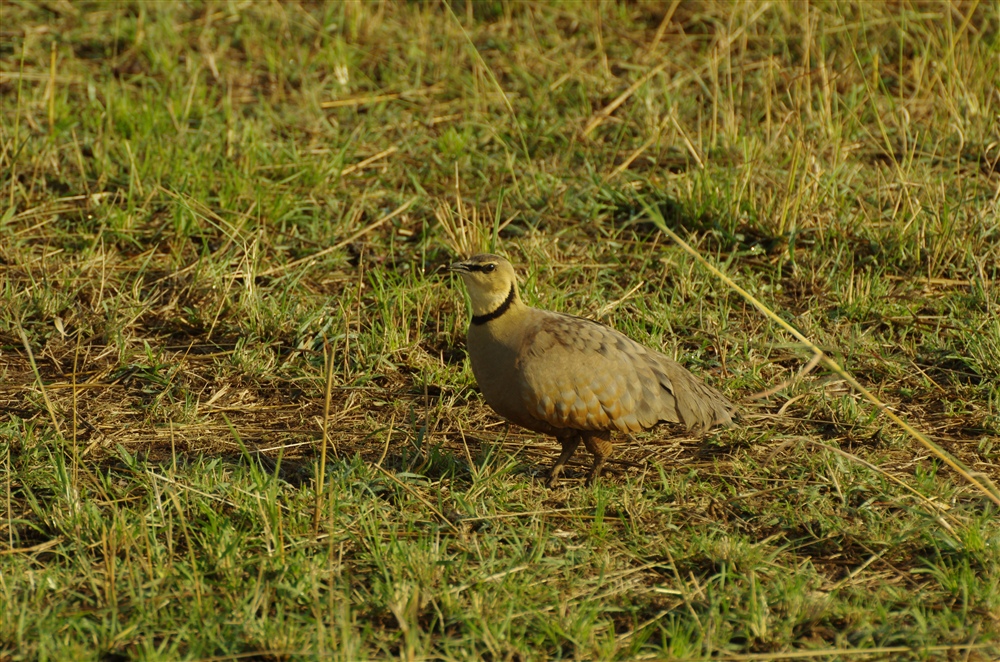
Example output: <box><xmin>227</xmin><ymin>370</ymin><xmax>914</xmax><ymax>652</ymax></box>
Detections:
<box><xmin>372</xmin><ymin>465</ymin><xmax>460</xmax><ymax>534</ymax></box>
<box><xmin>320</xmin><ymin>84</ymin><xmax>442</xmax><ymax>109</ymax></box>
<box><xmin>747</xmin><ymin>349</ymin><xmax>824</xmax><ymax>401</ymax></box>
<box><xmin>604</xmin><ymin>117</ymin><xmax>669</xmax><ymax>182</ymax></box>
<box><xmin>313</xmin><ymin>341</ymin><xmax>337</xmax><ymax>536</ymax></box>
<box><xmin>583</xmin><ymin>61</ymin><xmax>670</xmax><ymax>136</ymax></box>
<box><xmin>644</xmin><ymin>0</ymin><xmax>682</xmax><ymax>59</ymax></box>
<box><xmin>339</xmin><ymin>146</ymin><xmax>397</xmax><ymax>177</ymax></box>
<box><xmin>448</xmin><ymin>564</ymin><xmax>529</xmax><ymax>596</ymax></box>
<box><xmin>804</xmin><ymin>438</ymin><xmax>956</xmax><ymax>531</ymax></box>
<box><xmin>441</xmin><ymin>1</ymin><xmax>532</xmax><ymax>166</ymax></box>
<box><xmin>435</xmin><ymin>172</ymin><xmax>499</xmax><ymax>257</ymax></box>
<box><xmin>0</xmin><ymin>537</ymin><xmax>66</xmax><ymax>556</ymax></box>
<box><xmin>148</xmin><ymin>471</ymin><xmax>237</xmax><ymax>508</ymax></box>
<box><xmin>258</xmin><ymin>196</ymin><xmax>417</xmax><ymax>278</ymax></box>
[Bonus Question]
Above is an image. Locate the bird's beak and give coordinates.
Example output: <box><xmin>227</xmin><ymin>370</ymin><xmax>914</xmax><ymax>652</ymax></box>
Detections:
<box><xmin>449</xmin><ymin>260</ymin><xmax>472</xmax><ymax>273</ymax></box>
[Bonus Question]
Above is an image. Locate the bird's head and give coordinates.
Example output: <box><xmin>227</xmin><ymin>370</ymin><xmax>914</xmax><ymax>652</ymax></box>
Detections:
<box><xmin>449</xmin><ymin>253</ymin><xmax>520</xmax><ymax>320</ymax></box>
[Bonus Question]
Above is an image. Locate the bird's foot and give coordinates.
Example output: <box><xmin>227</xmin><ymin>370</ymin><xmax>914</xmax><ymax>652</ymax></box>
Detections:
<box><xmin>584</xmin><ymin>459</ymin><xmax>606</xmax><ymax>486</ymax></box>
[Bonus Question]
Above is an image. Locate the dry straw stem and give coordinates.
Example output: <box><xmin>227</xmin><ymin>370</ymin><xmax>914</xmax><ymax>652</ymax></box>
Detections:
<box><xmin>645</xmin><ymin>205</ymin><xmax>1000</xmax><ymax>509</ymax></box>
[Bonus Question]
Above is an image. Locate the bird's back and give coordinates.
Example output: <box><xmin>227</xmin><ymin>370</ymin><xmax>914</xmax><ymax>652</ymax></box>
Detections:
<box><xmin>478</xmin><ymin>308</ymin><xmax>734</xmax><ymax>435</ymax></box>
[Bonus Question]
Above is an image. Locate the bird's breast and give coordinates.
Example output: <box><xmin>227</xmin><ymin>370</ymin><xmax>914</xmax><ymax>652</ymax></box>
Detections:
<box><xmin>466</xmin><ymin>321</ymin><xmax>558</xmax><ymax>435</ymax></box>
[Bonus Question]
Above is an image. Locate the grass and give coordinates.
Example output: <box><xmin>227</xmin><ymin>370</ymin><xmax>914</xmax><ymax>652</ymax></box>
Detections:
<box><xmin>1</xmin><ymin>1</ymin><xmax>999</xmax><ymax>659</ymax></box>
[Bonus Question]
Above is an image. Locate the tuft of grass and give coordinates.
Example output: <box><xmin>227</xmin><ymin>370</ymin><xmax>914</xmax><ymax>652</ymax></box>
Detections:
<box><xmin>2</xmin><ymin>2</ymin><xmax>999</xmax><ymax>660</ymax></box>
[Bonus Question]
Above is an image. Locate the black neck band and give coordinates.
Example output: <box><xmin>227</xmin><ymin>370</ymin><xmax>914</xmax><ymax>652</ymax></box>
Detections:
<box><xmin>471</xmin><ymin>285</ymin><xmax>515</xmax><ymax>325</ymax></box>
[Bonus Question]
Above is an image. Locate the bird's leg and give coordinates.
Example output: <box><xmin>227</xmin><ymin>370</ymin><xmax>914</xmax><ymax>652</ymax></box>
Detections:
<box><xmin>546</xmin><ymin>435</ymin><xmax>582</xmax><ymax>488</ymax></box>
<box><xmin>582</xmin><ymin>432</ymin><xmax>613</xmax><ymax>486</ymax></box>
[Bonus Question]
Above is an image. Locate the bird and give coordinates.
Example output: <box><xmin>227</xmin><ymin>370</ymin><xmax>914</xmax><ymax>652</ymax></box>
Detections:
<box><xmin>449</xmin><ymin>253</ymin><xmax>735</xmax><ymax>487</ymax></box>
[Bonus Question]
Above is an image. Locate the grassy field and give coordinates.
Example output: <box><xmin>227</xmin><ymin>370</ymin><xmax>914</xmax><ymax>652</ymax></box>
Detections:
<box><xmin>2</xmin><ymin>1</ymin><xmax>999</xmax><ymax>659</ymax></box>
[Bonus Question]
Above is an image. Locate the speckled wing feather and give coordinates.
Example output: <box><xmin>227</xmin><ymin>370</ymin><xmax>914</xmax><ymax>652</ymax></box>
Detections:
<box><xmin>514</xmin><ymin>312</ymin><xmax>733</xmax><ymax>433</ymax></box>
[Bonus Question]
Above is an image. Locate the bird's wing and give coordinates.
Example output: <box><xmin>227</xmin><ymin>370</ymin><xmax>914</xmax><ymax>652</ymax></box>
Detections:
<box><xmin>514</xmin><ymin>312</ymin><xmax>689</xmax><ymax>433</ymax></box>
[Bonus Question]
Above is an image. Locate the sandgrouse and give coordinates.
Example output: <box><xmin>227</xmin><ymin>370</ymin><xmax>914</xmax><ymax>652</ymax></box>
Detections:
<box><xmin>450</xmin><ymin>253</ymin><xmax>735</xmax><ymax>487</ymax></box>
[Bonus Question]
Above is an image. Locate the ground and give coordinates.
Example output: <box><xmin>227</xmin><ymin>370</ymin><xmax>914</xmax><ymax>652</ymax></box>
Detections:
<box><xmin>1</xmin><ymin>2</ymin><xmax>999</xmax><ymax>660</ymax></box>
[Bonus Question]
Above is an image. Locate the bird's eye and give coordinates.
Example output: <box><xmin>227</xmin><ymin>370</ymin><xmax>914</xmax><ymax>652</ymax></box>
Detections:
<box><xmin>483</xmin><ymin>263</ymin><xmax>496</xmax><ymax>273</ymax></box>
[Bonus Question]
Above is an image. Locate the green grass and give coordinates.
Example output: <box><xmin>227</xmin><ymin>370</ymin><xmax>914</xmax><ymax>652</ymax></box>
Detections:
<box><xmin>2</xmin><ymin>1</ymin><xmax>999</xmax><ymax>660</ymax></box>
